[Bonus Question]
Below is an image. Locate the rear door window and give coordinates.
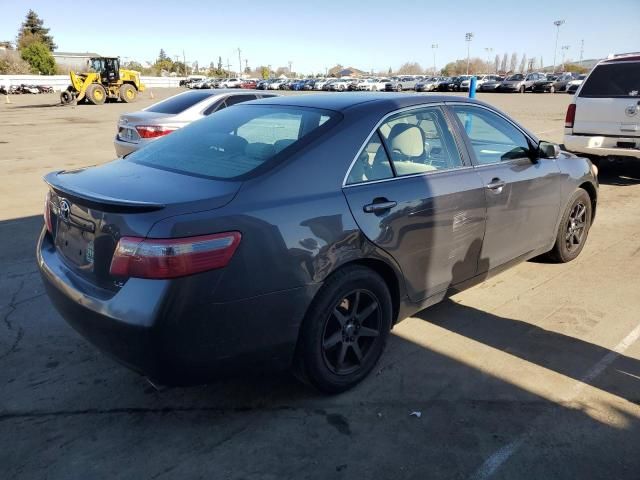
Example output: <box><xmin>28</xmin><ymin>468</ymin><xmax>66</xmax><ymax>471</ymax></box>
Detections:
<box><xmin>579</xmin><ymin>62</ymin><xmax>640</xmax><ymax>98</ymax></box>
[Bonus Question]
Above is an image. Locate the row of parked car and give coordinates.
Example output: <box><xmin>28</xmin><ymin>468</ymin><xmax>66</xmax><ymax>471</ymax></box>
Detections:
<box><xmin>0</xmin><ymin>84</ymin><xmax>54</xmax><ymax>95</ymax></box>
<box><xmin>182</xmin><ymin>71</ymin><xmax>588</xmax><ymax>95</ymax></box>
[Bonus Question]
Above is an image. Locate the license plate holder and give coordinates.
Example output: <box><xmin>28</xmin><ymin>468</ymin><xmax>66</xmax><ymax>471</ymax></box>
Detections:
<box><xmin>55</xmin><ymin>220</ymin><xmax>95</xmax><ymax>271</ymax></box>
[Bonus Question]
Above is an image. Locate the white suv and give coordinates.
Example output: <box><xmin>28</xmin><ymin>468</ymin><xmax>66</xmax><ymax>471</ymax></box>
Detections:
<box><xmin>564</xmin><ymin>54</ymin><xmax>640</xmax><ymax>160</ymax></box>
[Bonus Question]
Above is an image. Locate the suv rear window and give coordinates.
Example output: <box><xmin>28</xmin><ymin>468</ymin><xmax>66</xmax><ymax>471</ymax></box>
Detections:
<box><xmin>128</xmin><ymin>105</ymin><xmax>339</xmax><ymax>179</ymax></box>
<box><xmin>146</xmin><ymin>91</ymin><xmax>216</xmax><ymax>114</ymax></box>
<box><xmin>579</xmin><ymin>62</ymin><xmax>640</xmax><ymax>98</ymax></box>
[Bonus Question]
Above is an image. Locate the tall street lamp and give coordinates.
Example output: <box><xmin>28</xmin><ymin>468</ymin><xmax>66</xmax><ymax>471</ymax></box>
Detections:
<box><xmin>431</xmin><ymin>44</ymin><xmax>438</xmax><ymax>75</ymax></box>
<box><xmin>465</xmin><ymin>33</ymin><xmax>474</xmax><ymax>75</ymax></box>
<box><xmin>553</xmin><ymin>19</ymin><xmax>565</xmax><ymax>73</ymax></box>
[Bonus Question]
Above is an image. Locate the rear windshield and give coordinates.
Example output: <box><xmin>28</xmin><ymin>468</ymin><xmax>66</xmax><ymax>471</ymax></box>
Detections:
<box><xmin>580</xmin><ymin>62</ymin><xmax>640</xmax><ymax>98</ymax></box>
<box><xmin>128</xmin><ymin>105</ymin><xmax>339</xmax><ymax>179</ymax></box>
<box><xmin>146</xmin><ymin>91</ymin><xmax>216</xmax><ymax>114</ymax></box>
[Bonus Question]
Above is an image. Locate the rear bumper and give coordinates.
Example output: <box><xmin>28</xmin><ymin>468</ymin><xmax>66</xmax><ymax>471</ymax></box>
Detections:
<box><xmin>564</xmin><ymin>133</ymin><xmax>640</xmax><ymax>159</ymax></box>
<box><xmin>37</xmin><ymin>228</ymin><xmax>318</xmax><ymax>384</ymax></box>
<box><xmin>113</xmin><ymin>137</ymin><xmax>140</xmax><ymax>157</ymax></box>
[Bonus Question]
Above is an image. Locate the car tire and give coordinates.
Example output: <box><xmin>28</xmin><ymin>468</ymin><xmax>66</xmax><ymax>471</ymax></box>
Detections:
<box><xmin>397</xmin><ymin>84</ymin><xmax>402</xmax><ymax>92</ymax></box>
<box><xmin>294</xmin><ymin>266</ymin><xmax>393</xmax><ymax>394</ymax></box>
<box><xmin>546</xmin><ymin>189</ymin><xmax>592</xmax><ymax>263</ymax></box>
<box><xmin>519</xmin><ymin>85</ymin><xmax>525</xmax><ymax>93</ymax></box>
<box><xmin>549</xmin><ymin>85</ymin><xmax>555</xmax><ymax>94</ymax></box>
<box><xmin>86</xmin><ymin>83</ymin><xmax>107</xmax><ymax>105</ymax></box>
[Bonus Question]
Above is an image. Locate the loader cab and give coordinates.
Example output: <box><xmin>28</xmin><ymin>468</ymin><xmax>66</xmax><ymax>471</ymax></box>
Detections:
<box><xmin>89</xmin><ymin>57</ymin><xmax>120</xmax><ymax>83</ymax></box>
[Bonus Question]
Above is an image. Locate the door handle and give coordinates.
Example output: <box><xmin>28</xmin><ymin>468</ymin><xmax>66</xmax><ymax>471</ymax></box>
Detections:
<box><xmin>363</xmin><ymin>200</ymin><xmax>397</xmax><ymax>213</ymax></box>
<box><xmin>486</xmin><ymin>178</ymin><xmax>506</xmax><ymax>193</ymax></box>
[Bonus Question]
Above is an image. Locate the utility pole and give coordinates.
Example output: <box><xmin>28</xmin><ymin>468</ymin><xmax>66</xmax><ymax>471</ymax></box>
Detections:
<box><xmin>484</xmin><ymin>47</ymin><xmax>493</xmax><ymax>74</ymax></box>
<box><xmin>288</xmin><ymin>60</ymin><xmax>293</xmax><ymax>77</ymax></box>
<box><xmin>553</xmin><ymin>19</ymin><xmax>565</xmax><ymax>73</ymax></box>
<box><xmin>465</xmin><ymin>33</ymin><xmax>474</xmax><ymax>75</ymax></box>
<box><xmin>237</xmin><ymin>48</ymin><xmax>241</xmax><ymax>78</ymax></box>
<box><xmin>431</xmin><ymin>44</ymin><xmax>438</xmax><ymax>75</ymax></box>
<box><xmin>245</xmin><ymin>59</ymin><xmax>248</xmax><ymax>74</ymax></box>
<box><xmin>579</xmin><ymin>39</ymin><xmax>584</xmax><ymax>65</ymax></box>
<box><xmin>268</xmin><ymin>64</ymin><xmax>272</xmax><ymax>79</ymax></box>
<box><xmin>183</xmin><ymin>49</ymin><xmax>186</xmax><ymax>76</ymax></box>
<box><xmin>561</xmin><ymin>45</ymin><xmax>570</xmax><ymax>71</ymax></box>
<box><xmin>226</xmin><ymin>58</ymin><xmax>231</xmax><ymax>79</ymax></box>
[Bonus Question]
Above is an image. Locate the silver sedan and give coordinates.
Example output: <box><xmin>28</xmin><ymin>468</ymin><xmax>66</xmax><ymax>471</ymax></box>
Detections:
<box><xmin>114</xmin><ymin>90</ymin><xmax>278</xmax><ymax>156</ymax></box>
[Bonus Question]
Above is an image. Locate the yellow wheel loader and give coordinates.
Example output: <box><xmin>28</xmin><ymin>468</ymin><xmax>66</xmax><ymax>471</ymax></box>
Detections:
<box><xmin>60</xmin><ymin>57</ymin><xmax>145</xmax><ymax>105</ymax></box>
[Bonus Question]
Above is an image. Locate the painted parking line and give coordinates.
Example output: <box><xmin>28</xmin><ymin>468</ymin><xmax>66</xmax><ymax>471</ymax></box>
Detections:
<box><xmin>469</xmin><ymin>321</ymin><xmax>640</xmax><ymax>480</ymax></box>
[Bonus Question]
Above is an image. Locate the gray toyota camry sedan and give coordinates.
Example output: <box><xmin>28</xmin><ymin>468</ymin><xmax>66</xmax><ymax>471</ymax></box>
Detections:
<box><xmin>38</xmin><ymin>94</ymin><xmax>598</xmax><ymax>393</ymax></box>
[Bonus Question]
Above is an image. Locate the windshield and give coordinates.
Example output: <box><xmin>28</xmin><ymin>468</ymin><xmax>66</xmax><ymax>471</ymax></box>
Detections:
<box><xmin>579</xmin><ymin>63</ymin><xmax>639</xmax><ymax>97</ymax></box>
<box><xmin>128</xmin><ymin>105</ymin><xmax>340</xmax><ymax>179</ymax></box>
<box><xmin>506</xmin><ymin>75</ymin><xmax>524</xmax><ymax>81</ymax></box>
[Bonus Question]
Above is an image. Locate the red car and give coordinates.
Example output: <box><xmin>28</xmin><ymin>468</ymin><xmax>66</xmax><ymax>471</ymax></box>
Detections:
<box><xmin>241</xmin><ymin>79</ymin><xmax>258</xmax><ymax>89</ymax></box>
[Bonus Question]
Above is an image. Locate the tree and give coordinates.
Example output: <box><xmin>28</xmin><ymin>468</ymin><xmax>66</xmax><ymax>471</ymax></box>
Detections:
<box><xmin>441</xmin><ymin>57</ymin><xmax>486</xmax><ymax>76</ymax></box>
<box><xmin>509</xmin><ymin>53</ymin><xmax>518</xmax><ymax>73</ymax></box>
<box><xmin>218</xmin><ymin>56</ymin><xmax>223</xmax><ymax>72</ymax></box>
<box><xmin>192</xmin><ymin>61</ymin><xmax>199</xmax><ymax>73</ymax></box>
<box><xmin>260</xmin><ymin>66</ymin><xmax>269</xmax><ymax>79</ymax></box>
<box><xmin>519</xmin><ymin>54</ymin><xmax>527</xmax><ymax>73</ymax></box>
<box><xmin>397</xmin><ymin>62</ymin><xmax>423</xmax><ymax>75</ymax></box>
<box><xmin>500</xmin><ymin>53</ymin><xmax>508</xmax><ymax>73</ymax></box>
<box><xmin>528</xmin><ymin>57</ymin><xmax>536</xmax><ymax>72</ymax></box>
<box><xmin>0</xmin><ymin>49</ymin><xmax>31</xmax><ymax>74</ymax></box>
<box><xmin>388</xmin><ymin>67</ymin><xmax>392</xmax><ymax>75</ymax></box>
<box><xmin>17</xmin><ymin>10</ymin><xmax>56</xmax><ymax>51</ymax></box>
<box><xmin>20</xmin><ymin>41</ymin><xmax>56</xmax><ymax>74</ymax></box>
<box><xmin>494</xmin><ymin>54</ymin><xmax>500</xmax><ymax>73</ymax></box>
<box><xmin>158</xmin><ymin>49</ymin><xmax>168</xmax><ymax>61</ymax></box>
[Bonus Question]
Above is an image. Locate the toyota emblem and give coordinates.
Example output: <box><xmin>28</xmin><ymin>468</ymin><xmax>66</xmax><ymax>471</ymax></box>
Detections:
<box><xmin>59</xmin><ymin>199</ymin><xmax>70</xmax><ymax>221</ymax></box>
<box><xmin>625</xmin><ymin>104</ymin><xmax>639</xmax><ymax>117</ymax></box>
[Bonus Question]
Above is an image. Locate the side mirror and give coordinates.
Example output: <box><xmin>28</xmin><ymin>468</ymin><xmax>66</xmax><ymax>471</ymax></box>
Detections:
<box><xmin>538</xmin><ymin>141</ymin><xmax>561</xmax><ymax>159</ymax></box>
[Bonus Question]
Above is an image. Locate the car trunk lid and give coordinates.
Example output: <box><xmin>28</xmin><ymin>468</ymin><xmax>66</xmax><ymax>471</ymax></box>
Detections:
<box><xmin>44</xmin><ymin>160</ymin><xmax>241</xmax><ymax>290</ymax></box>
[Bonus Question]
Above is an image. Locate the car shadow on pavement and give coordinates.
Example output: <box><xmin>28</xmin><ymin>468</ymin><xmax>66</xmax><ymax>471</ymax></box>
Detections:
<box><xmin>415</xmin><ymin>298</ymin><xmax>640</xmax><ymax>406</ymax></box>
<box><xmin>597</xmin><ymin>159</ymin><xmax>640</xmax><ymax>186</ymax></box>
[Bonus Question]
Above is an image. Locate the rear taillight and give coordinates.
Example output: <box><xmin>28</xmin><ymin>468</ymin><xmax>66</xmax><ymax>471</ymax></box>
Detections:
<box><xmin>135</xmin><ymin>125</ymin><xmax>177</xmax><ymax>139</ymax></box>
<box><xmin>109</xmin><ymin>232</ymin><xmax>241</xmax><ymax>279</ymax></box>
<box><xmin>44</xmin><ymin>191</ymin><xmax>53</xmax><ymax>234</ymax></box>
<box><xmin>565</xmin><ymin>103</ymin><xmax>576</xmax><ymax>128</ymax></box>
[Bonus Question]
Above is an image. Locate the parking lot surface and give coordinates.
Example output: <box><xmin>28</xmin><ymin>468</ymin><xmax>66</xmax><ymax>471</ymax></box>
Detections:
<box><xmin>1</xmin><ymin>90</ymin><xmax>639</xmax><ymax>479</ymax></box>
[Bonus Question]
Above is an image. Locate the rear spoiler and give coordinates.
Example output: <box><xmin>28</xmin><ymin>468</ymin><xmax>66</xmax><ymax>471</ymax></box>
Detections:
<box><xmin>44</xmin><ymin>171</ymin><xmax>165</xmax><ymax>213</ymax></box>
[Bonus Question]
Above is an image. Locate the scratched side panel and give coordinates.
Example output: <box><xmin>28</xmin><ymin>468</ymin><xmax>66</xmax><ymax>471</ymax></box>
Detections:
<box><xmin>343</xmin><ymin>169</ymin><xmax>487</xmax><ymax>302</ymax></box>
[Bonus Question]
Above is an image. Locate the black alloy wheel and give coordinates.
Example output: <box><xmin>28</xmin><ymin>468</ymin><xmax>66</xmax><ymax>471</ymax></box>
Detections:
<box><xmin>294</xmin><ymin>266</ymin><xmax>392</xmax><ymax>393</ymax></box>
<box><xmin>547</xmin><ymin>188</ymin><xmax>592</xmax><ymax>263</ymax></box>
<box><xmin>321</xmin><ymin>289</ymin><xmax>381</xmax><ymax>375</ymax></box>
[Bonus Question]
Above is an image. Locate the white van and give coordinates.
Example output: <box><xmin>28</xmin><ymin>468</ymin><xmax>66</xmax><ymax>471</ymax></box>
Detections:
<box><xmin>564</xmin><ymin>53</ymin><xmax>640</xmax><ymax>161</ymax></box>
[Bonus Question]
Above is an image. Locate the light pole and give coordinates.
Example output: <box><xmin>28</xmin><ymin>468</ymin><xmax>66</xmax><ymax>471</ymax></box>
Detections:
<box><xmin>484</xmin><ymin>47</ymin><xmax>493</xmax><ymax>74</ymax></box>
<box><xmin>431</xmin><ymin>44</ymin><xmax>438</xmax><ymax>75</ymax></box>
<box><xmin>237</xmin><ymin>48</ymin><xmax>242</xmax><ymax>78</ymax></box>
<box><xmin>561</xmin><ymin>45</ymin><xmax>570</xmax><ymax>71</ymax></box>
<box><xmin>553</xmin><ymin>19</ymin><xmax>565</xmax><ymax>73</ymax></box>
<box><xmin>288</xmin><ymin>60</ymin><xmax>292</xmax><ymax>77</ymax></box>
<box><xmin>465</xmin><ymin>33</ymin><xmax>474</xmax><ymax>75</ymax></box>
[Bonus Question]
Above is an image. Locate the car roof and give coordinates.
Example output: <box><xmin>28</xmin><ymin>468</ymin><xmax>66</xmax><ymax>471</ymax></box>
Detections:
<box><xmin>244</xmin><ymin>92</ymin><xmax>482</xmax><ymax>112</ymax></box>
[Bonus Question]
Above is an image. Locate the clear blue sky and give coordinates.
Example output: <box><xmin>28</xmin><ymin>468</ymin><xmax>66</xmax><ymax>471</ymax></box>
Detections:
<box><xmin>2</xmin><ymin>0</ymin><xmax>639</xmax><ymax>74</ymax></box>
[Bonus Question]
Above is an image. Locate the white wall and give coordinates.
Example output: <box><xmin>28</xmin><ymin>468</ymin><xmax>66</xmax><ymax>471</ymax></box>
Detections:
<box><xmin>0</xmin><ymin>75</ymin><xmax>185</xmax><ymax>91</ymax></box>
